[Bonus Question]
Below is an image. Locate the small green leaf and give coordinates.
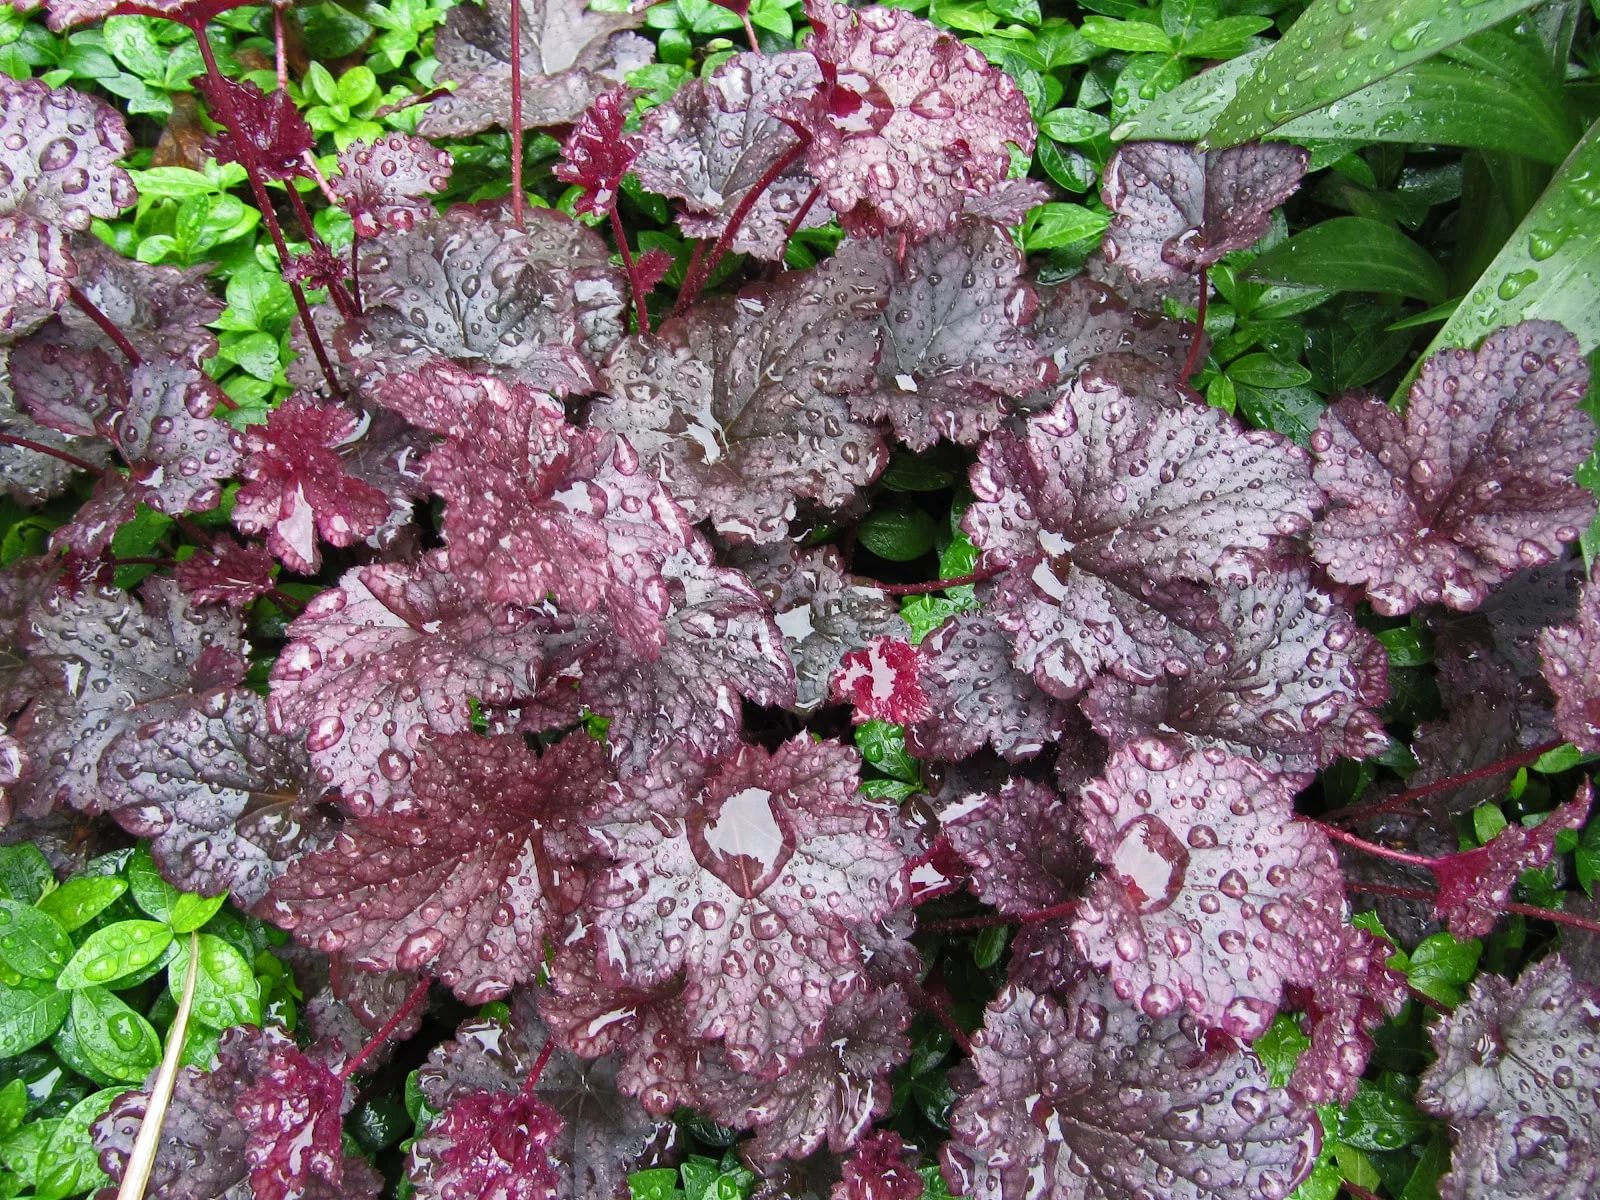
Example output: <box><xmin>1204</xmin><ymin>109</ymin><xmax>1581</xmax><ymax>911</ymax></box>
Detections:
<box><xmin>1405</xmin><ymin>932</ymin><xmax>1481</xmax><ymax>1007</ymax></box>
<box><xmin>1254</xmin><ymin>1015</ymin><xmax>1312</xmax><ymax>1089</ymax></box>
<box><xmin>1080</xmin><ymin>15</ymin><xmax>1172</xmax><ymax>53</ymax></box>
<box><xmin>854</xmin><ymin>720</ymin><xmax>921</xmax><ymax>786</ymax></box>
<box><xmin>169</xmin><ymin>892</ymin><xmax>227</xmax><ymax>935</ymax></box>
<box><xmin>0</xmin><ymin>1079</ymin><xmax>25</xmax><ymax>1138</ymax></box>
<box><xmin>1020</xmin><ymin>202</ymin><xmax>1109</xmax><ymax>252</ymax></box>
<box><xmin>1225</xmin><ymin>353</ymin><xmax>1312</xmax><ymax>389</ymax></box>
<box><xmin>0</xmin><ymin>902</ymin><xmax>71</xmax><ymax>982</ymax></box>
<box><xmin>972</xmin><ymin>924</ymin><xmax>1009</xmax><ymax>969</ymax></box>
<box><xmin>0</xmin><ymin>847</ymin><xmax>52</xmax><ymax>905</ymax></box>
<box><xmin>56</xmin><ymin>920</ymin><xmax>173</xmax><ymax>990</ymax></box>
<box><xmin>1574</xmin><ymin>817</ymin><xmax>1599</xmax><ymax>895</ymax></box>
<box><xmin>37</xmin><ymin>1089</ymin><xmax>121</xmax><ymax>1200</ymax></box>
<box><xmin>1039</xmin><ymin>107</ymin><xmax>1111</xmax><ymax>143</ymax></box>
<box><xmin>1532</xmin><ymin>743</ymin><xmax>1599</xmax><ymax>774</ymax></box>
<box><xmin>0</xmin><ymin>980</ymin><xmax>70</xmax><ymax>1057</ymax></box>
<box><xmin>125</xmin><ymin>845</ymin><xmax>182</xmax><ymax>923</ymax></box>
<box><xmin>1248</xmin><ymin>217</ymin><xmax>1448</xmax><ymax>304</ymax></box>
<box><xmin>172</xmin><ymin>934</ymin><xmax>261</xmax><ymax>1030</ymax></box>
<box><xmin>0</xmin><ymin>1119</ymin><xmax>58</xmax><ymax>1187</ymax></box>
<box><xmin>1339</xmin><ymin>1072</ymin><xmax>1433</xmax><ymax>1153</ymax></box>
<box><xmin>630</xmin><ymin>1167</ymin><xmax>685</xmax><ymax>1200</ymax></box>
<box><xmin>858</xmin><ymin>508</ymin><xmax>938</xmax><ymax>562</ymax></box>
<box><xmin>1376</xmin><ymin>627</ymin><xmax>1431</xmax><ymax>669</ymax></box>
<box><xmin>69</xmin><ymin>988</ymin><xmax>161</xmax><ymax>1082</ymax></box>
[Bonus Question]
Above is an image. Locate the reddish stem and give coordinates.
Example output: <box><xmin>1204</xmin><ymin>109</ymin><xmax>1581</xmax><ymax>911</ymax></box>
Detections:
<box><xmin>519</xmin><ymin>1038</ymin><xmax>556</xmax><ymax>1098</ymax></box>
<box><xmin>0</xmin><ymin>431</ymin><xmax>102</xmax><ymax>474</ymax></box>
<box><xmin>300</xmin><ymin>150</ymin><xmax>341</xmax><ymax>206</ymax></box>
<box><xmin>273</xmin><ymin>0</ymin><xmax>288</xmax><ymax>92</ymax></box>
<box><xmin>285</xmin><ymin>185</ymin><xmax>359</xmax><ymax>321</ymax></box>
<box><xmin>777</xmin><ymin>182</ymin><xmax>822</xmax><ymax>265</ymax></box>
<box><xmin>509</xmin><ymin>0</ymin><xmax>524</xmax><ymax>229</ymax></box>
<box><xmin>861</xmin><ymin>565</ymin><xmax>1005</xmax><ymax>596</ymax></box>
<box><xmin>268</xmin><ymin>586</ymin><xmax>306</xmax><ymax>615</ymax></box>
<box><xmin>1317</xmin><ymin>824</ymin><xmax>1437</xmax><ymax>870</ymax></box>
<box><xmin>349</xmin><ymin>238</ymin><xmax>363</xmax><ymax>312</ymax></box>
<box><xmin>109</xmin><ymin>555</ymin><xmax>177</xmax><ymax>567</ymax></box>
<box><xmin>339</xmin><ymin>977</ymin><xmax>431</xmax><ymax>1080</ymax></box>
<box><xmin>1179</xmin><ymin>267</ymin><xmax>1207</xmax><ymax>387</ymax></box>
<box><xmin>740</xmin><ymin>9</ymin><xmax>759</xmax><ymax>51</ymax></box>
<box><xmin>1342</xmin><ymin>1184</ymin><xmax>1383</xmax><ymax>1200</ymax></box>
<box><xmin>1328</xmin><ymin>739</ymin><xmax>1564</xmax><ymax>827</ymax></box>
<box><xmin>1347</xmin><ymin>881</ymin><xmax>1600</xmax><ymax>936</ymax></box>
<box><xmin>909</xmin><ymin>982</ymin><xmax>973</xmax><ymax>1057</ymax></box>
<box><xmin>68</xmin><ymin>285</ymin><xmax>142</xmax><ymax>366</ymax></box>
<box><xmin>676</xmin><ymin>140</ymin><xmax>805</xmax><ymax>310</ymax></box>
<box><xmin>610</xmin><ymin>208</ymin><xmax>651</xmax><ymax>334</ymax></box>
<box><xmin>190</xmin><ymin>23</ymin><xmax>343</xmax><ymax>397</ymax></box>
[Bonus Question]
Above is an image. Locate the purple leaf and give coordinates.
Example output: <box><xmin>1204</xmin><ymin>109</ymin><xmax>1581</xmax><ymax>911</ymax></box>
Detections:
<box><xmin>44</xmin><ymin>0</ymin><xmax>253</xmax><ymax>30</ymax></box>
<box><xmin>1310</xmin><ymin>321</ymin><xmax>1595</xmax><ymax>615</ymax></box>
<box><xmin>591</xmin><ymin>261</ymin><xmax>889</xmax><ymax>543</ymax></box>
<box><xmin>0</xmin><ymin>76</ymin><xmax>137</xmax><ymax>231</ymax></box>
<box><xmin>831</xmin><ymin>637</ymin><xmax>930</xmax><ymax>725</ymax></box>
<box><xmin>93</xmin><ymin>1053</ymin><xmax>252</xmax><ymax>1200</ymax></box>
<box><xmin>267</xmin><ymin>551</ymin><xmax>554</xmax><ymax>815</ymax></box>
<box><xmin>906</xmin><ymin>612</ymin><xmax>1075</xmax><ymax>762</ymax></box>
<box><xmin>11</xmin><ymin>577</ymin><xmax>245</xmax><ymax>819</ymax></box>
<box><xmin>836</xmin><ymin>218</ymin><xmax>1050</xmax><ymax>451</ymax></box>
<box><xmin>268</xmin><ymin>732</ymin><xmax>604</xmax><ymax>1002</ymax></box>
<box><xmin>553</xmin><ymin>86</ymin><xmax>638</xmax><ymax>219</ymax></box>
<box><xmin>100</xmin><ymin>689</ymin><xmax>330</xmax><ymax>912</ymax></box>
<box><xmin>960</xmin><ymin>177</ymin><xmax>1051</xmax><ymax>226</ymax></box>
<box><xmin>332</xmin><ymin>134</ymin><xmax>452</xmax><ymax>238</ymax></box>
<box><xmin>360</xmin><ymin>354</ymin><xmax>585</xmax><ymax>441</ymax></box>
<box><xmin>424</xmin><ymin>422</ymin><xmax>695</xmax><ymax>654</ymax></box>
<box><xmin>833</xmin><ymin>1131</ymin><xmax>922</xmax><ymax>1200</ymax></box>
<box><xmin>630</xmin><ymin>52</ymin><xmax>825</xmax><ymax>259</ymax></box>
<box><xmin>1417</xmin><ymin>957</ymin><xmax>1600</xmax><ymax>1200</ymax></box>
<box><xmin>352</xmin><ymin>204</ymin><xmax>627</xmax><ymax>371</ymax></box>
<box><xmin>940</xmin><ymin>780</ymin><xmax>1088</xmax><ymax>916</ymax></box>
<box><xmin>415</xmin><ymin>1089</ymin><xmax>565</xmax><ymax>1200</ymax></box>
<box><xmin>418</xmin><ymin>0</ymin><xmax>652</xmax><ymax>136</ymax></box>
<box><xmin>1070</xmin><ymin>739</ymin><xmax>1345</xmax><ymax>1039</ymax></box>
<box><xmin>780</xmin><ymin>1</ymin><xmax>1034</xmax><ymax>237</ymax></box>
<box><xmin>520</xmin><ymin>540</ymin><xmax>794</xmax><ymax>770</ymax></box>
<box><xmin>1097</xmin><ymin>141</ymin><xmax>1307</xmax><ymax>305</ymax></box>
<box><xmin>232</xmin><ymin>395</ymin><xmax>399</xmax><ymax>575</ymax></box>
<box><xmin>1290</xmin><ymin>924</ymin><xmax>1407</xmax><ymax>1105</ymax></box>
<box><xmin>942</xmin><ymin>979</ymin><xmax>1321</xmax><ymax>1200</ymax></box>
<box><xmin>732</xmin><ymin>542</ymin><xmax>909</xmax><ymax>715</ymax></box>
<box><xmin>586</xmin><ymin>735</ymin><xmax>910</xmax><ymax>1075</ymax></box>
<box><xmin>106</xmin><ymin>360</ymin><xmax>242</xmax><ymax>516</ymax></box>
<box><xmin>0</xmin><ymin>214</ymin><xmax>74</xmax><ymax>337</ymax></box>
<box><xmin>963</xmin><ymin>363</ymin><xmax>1320</xmax><ymax>699</ymax></box>
<box><xmin>1428</xmin><ymin>782</ymin><xmax>1591</xmax><ymax>939</ymax></box>
<box><xmin>1028</xmin><ymin>276</ymin><xmax>1196</xmax><ymax>387</ymax></box>
<box><xmin>1539</xmin><ymin>578</ymin><xmax>1600</xmax><ymax>752</ymax></box>
<box><xmin>1082</xmin><ymin>563</ymin><xmax>1389</xmax><ymax>784</ymax></box>
<box><xmin>0</xmin><ymin>358</ymin><xmax>111</xmax><ymax>503</ymax></box>
<box><xmin>199</xmin><ymin>79</ymin><xmax>315</xmax><ymax>183</ymax></box>
<box><xmin>173</xmin><ymin>537</ymin><xmax>277</xmax><ymax>609</ymax></box>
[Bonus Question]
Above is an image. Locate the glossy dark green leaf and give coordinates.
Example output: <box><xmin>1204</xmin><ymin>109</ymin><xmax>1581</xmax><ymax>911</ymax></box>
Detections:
<box><xmin>859</xmin><ymin>507</ymin><xmax>938</xmax><ymax>562</ymax></box>
<box><xmin>56</xmin><ymin>921</ymin><xmax>173</xmax><ymax>990</ymax></box>
<box><xmin>1234</xmin><ymin>382</ymin><xmax>1324</xmax><ymax>445</ymax></box>
<box><xmin>1404</xmin><ymin>932</ymin><xmax>1481</xmax><ymax>1007</ymax></box>
<box><xmin>0</xmin><ymin>848</ymin><xmax>52</xmax><ymax>906</ymax></box>
<box><xmin>170</xmin><ymin>934</ymin><xmax>260</xmax><ymax>1030</ymax></box>
<box><xmin>0</xmin><ymin>981</ymin><xmax>70</xmax><ymax>1058</ymax></box>
<box><xmin>68</xmin><ymin>988</ymin><xmax>160</xmax><ymax>1083</ymax></box>
<box><xmin>1020</xmin><ymin>202</ymin><xmax>1109</xmax><ymax>252</ymax></box>
<box><xmin>1376</xmin><ymin>627</ymin><xmax>1431</xmax><ymax>668</ymax></box>
<box><xmin>1247</xmin><ymin>217</ymin><xmax>1448</xmax><ymax>303</ymax></box>
<box><xmin>0</xmin><ymin>903</ymin><xmax>70</xmax><ymax>983</ymax></box>
<box><xmin>1225</xmin><ymin>353</ymin><xmax>1312</xmax><ymax>388</ymax></box>
<box><xmin>36</xmin><ymin>1089</ymin><xmax>120</xmax><ymax>1200</ymax></box>
<box><xmin>854</xmin><ymin>720</ymin><xmax>921</xmax><ymax>786</ymax></box>
<box><xmin>1081</xmin><ymin>15</ymin><xmax>1172</xmax><ymax>53</ymax></box>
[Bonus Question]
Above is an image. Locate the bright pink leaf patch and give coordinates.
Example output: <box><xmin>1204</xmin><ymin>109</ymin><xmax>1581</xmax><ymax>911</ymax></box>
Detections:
<box><xmin>554</xmin><ymin>85</ymin><xmax>637</xmax><ymax>218</ymax></box>
<box><xmin>416</xmin><ymin>1089</ymin><xmax>564</xmax><ymax>1200</ymax></box>
<box><xmin>831</xmin><ymin>637</ymin><xmax>929</xmax><ymax>725</ymax></box>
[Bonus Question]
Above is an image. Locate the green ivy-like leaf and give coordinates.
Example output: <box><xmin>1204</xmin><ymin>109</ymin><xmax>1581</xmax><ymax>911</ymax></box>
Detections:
<box><xmin>68</xmin><ymin>988</ymin><xmax>161</xmax><ymax>1083</ymax></box>
<box><xmin>35</xmin><ymin>877</ymin><xmax>128</xmax><ymax>934</ymax></box>
<box><xmin>56</xmin><ymin>921</ymin><xmax>173</xmax><ymax>990</ymax></box>
<box><xmin>170</xmin><ymin>934</ymin><xmax>261</xmax><ymax>1030</ymax></box>
<box><xmin>0</xmin><ymin>902</ymin><xmax>71</xmax><ymax>982</ymax></box>
<box><xmin>0</xmin><ymin>980</ymin><xmax>70</xmax><ymax>1057</ymax></box>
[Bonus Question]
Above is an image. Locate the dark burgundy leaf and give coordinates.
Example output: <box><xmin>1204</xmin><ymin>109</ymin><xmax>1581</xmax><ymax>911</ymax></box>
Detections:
<box><xmin>961</xmin><ymin>177</ymin><xmax>1051</xmax><ymax>226</ymax></box>
<box><xmin>1417</xmin><ymin>957</ymin><xmax>1600</xmax><ymax>1200</ymax></box>
<box><xmin>333</xmin><ymin>134</ymin><xmax>452</xmax><ymax>238</ymax></box>
<box><xmin>199</xmin><ymin>78</ymin><xmax>315</xmax><ymax>182</ymax></box>
<box><xmin>268</xmin><ymin>551</ymin><xmax>553</xmax><ymax>815</ymax></box>
<box><xmin>1082</xmin><ymin>563</ymin><xmax>1389</xmax><ymax>783</ymax></box>
<box><xmin>631</xmin><ymin>52</ymin><xmax>825</xmax><ymax>259</ymax></box>
<box><xmin>1310</xmin><ymin>321</ymin><xmax>1595</xmax><ymax>615</ymax></box>
<box><xmin>0</xmin><ymin>76</ymin><xmax>137</xmax><ymax>231</ymax></box>
<box><xmin>780</xmin><ymin>1</ymin><xmax>1035</xmax><ymax>237</ymax></box>
<box><xmin>1540</xmin><ymin>578</ymin><xmax>1600</xmax><ymax>752</ymax></box>
<box><xmin>907</xmin><ymin>612</ymin><xmax>1074</xmax><ymax>762</ymax></box>
<box><xmin>836</xmin><ymin>218</ymin><xmax>1050</xmax><ymax>450</ymax></box>
<box><xmin>1028</xmin><ymin>276</ymin><xmax>1195</xmax><ymax>388</ymax></box>
<box><xmin>1291</xmin><ymin>924</ymin><xmax>1407</xmax><ymax>1105</ymax></box>
<box><xmin>45</xmin><ymin>0</ymin><xmax>252</xmax><ymax>30</ymax></box>
<box><xmin>1</xmin><ymin>359</ymin><xmax>110</xmax><ymax>503</ymax></box>
<box><xmin>93</xmin><ymin>1054</ymin><xmax>252</xmax><ymax>1200</ymax></box>
<box><xmin>830</xmin><ymin>636</ymin><xmax>930</xmax><ymax>725</ymax></box>
<box><xmin>1428</xmin><ymin>783</ymin><xmax>1591</xmax><ymax>938</ymax></box>
<box><xmin>415</xmin><ymin>1088</ymin><xmax>565</xmax><ymax>1200</ymax></box>
<box><xmin>964</xmin><ymin>363</ymin><xmax>1320</xmax><ymax>699</ymax></box>
<box><xmin>359</xmin><ymin>354</ymin><xmax>585</xmax><ymax>441</ymax></box>
<box><xmin>940</xmin><ymin>780</ymin><xmax>1088</xmax><ymax>916</ymax></box>
<box><xmin>12</xmin><ymin>577</ymin><xmax>245</xmax><ymax>818</ymax></box>
<box><xmin>419</xmin><ymin>0</ymin><xmax>652</xmax><ymax>136</ymax></box>
<box><xmin>586</xmin><ymin>735</ymin><xmax>910</xmax><ymax>1075</ymax></box>
<box><xmin>173</xmin><ymin>537</ymin><xmax>277</xmax><ymax>608</ymax></box>
<box><xmin>942</xmin><ymin>979</ymin><xmax>1321</xmax><ymax>1200</ymax></box>
<box><xmin>1097</xmin><ymin>141</ymin><xmax>1308</xmax><ymax>305</ymax></box>
<box><xmin>553</xmin><ymin>86</ymin><xmax>637</xmax><ymax>219</ymax></box>
<box><xmin>106</xmin><ymin>360</ymin><xmax>242</xmax><ymax>516</ymax></box>
<box><xmin>100</xmin><ymin>688</ymin><xmax>330</xmax><ymax>911</ymax></box>
<box><xmin>268</xmin><ymin>732</ymin><xmax>604</xmax><ymax>1002</ymax></box>
<box><xmin>10</xmin><ymin>338</ymin><xmax>120</xmax><ymax>439</ymax></box>
<box><xmin>591</xmin><ymin>261</ymin><xmax>888</xmax><ymax>543</ymax></box>
<box><xmin>232</xmin><ymin>395</ymin><xmax>398</xmax><ymax>575</ymax></box>
<box><xmin>284</xmin><ymin>244</ymin><xmax>347</xmax><ymax>291</ymax></box>
<box><xmin>1071</xmin><ymin>739</ymin><xmax>1345</xmax><ymax>1038</ymax></box>
<box><xmin>833</xmin><ymin>1131</ymin><xmax>922</xmax><ymax>1200</ymax></box>
<box><xmin>0</xmin><ymin>214</ymin><xmax>74</xmax><ymax>337</ymax></box>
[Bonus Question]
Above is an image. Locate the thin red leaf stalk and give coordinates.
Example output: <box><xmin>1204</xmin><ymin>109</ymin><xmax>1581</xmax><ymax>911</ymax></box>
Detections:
<box><xmin>68</xmin><ymin>285</ymin><xmax>142</xmax><ymax>366</ymax></box>
<box><xmin>863</xmin><ymin>565</ymin><xmax>1006</xmax><ymax>596</ymax></box>
<box><xmin>675</xmin><ymin>140</ymin><xmax>806</xmax><ymax>310</ymax></box>
<box><xmin>519</xmin><ymin>1038</ymin><xmax>556</xmax><ymax>1099</ymax></box>
<box><xmin>1327</xmin><ymin>738</ymin><xmax>1565</xmax><ymax>827</ymax></box>
<box><xmin>1179</xmin><ymin>266</ymin><xmax>1207</xmax><ymax>387</ymax></box>
<box><xmin>610</xmin><ymin>208</ymin><xmax>651</xmax><ymax>334</ymax></box>
<box><xmin>339</xmin><ymin>977</ymin><xmax>432</xmax><ymax>1080</ymax></box>
<box><xmin>1346</xmin><ymin>880</ymin><xmax>1600</xmax><ymax>937</ymax></box>
<box><xmin>0</xmin><ymin>432</ymin><xmax>103</xmax><ymax>474</ymax></box>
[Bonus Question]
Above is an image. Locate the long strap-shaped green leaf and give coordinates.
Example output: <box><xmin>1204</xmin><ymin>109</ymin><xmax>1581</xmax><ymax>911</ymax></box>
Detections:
<box><xmin>1199</xmin><ymin>0</ymin><xmax>1547</xmax><ymax>150</ymax></box>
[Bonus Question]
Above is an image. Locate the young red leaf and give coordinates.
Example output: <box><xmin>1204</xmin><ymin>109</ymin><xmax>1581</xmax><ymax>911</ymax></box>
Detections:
<box><xmin>586</xmin><ymin>735</ymin><xmax>910</xmax><ymax>1075</ymax></box>
<box><xmin>1310</xmin><ymin>321</ymin><xmax>1595</xmax><ymax>615</ymax></box>
<box><xmin>1291</xmin><ymin>924</ymin><xmax>1408</xmax><ymax>1105</ymax></box>
<box><xmin>268</xmin><ymin>733</ymin><xmax>605</xmax><ymax>1002</ymax></box>
<box><xmin>418</xmin><ymin>0</ymin><xmax>652</xmax><ymax>136</ymax></box>
<box><xmin>1540</xmin><ymin>578</ymin><xmax>1600</xmax><ymax>752</ymax></box>
<box><xmin>781</xmin><ymin>1</ymin><xmax>1034</xmax><ymax>237</ymax></box>
<box><xmin>173</xmin><ymin>537</ymin><xmax>277</xmax><ymax>608</ymax></box>
<box><xmin>332</xmin><ymin>134</ymin><xmax>453</xmax><ymax>238</ymax></box>
<box><xmin>415</xmin><ymin>1089</ymin><xmax>565</xmax><ymax>1200</ymax></box>
<box><xmin>199</xmin><ymin>78</ymin><xmax>315</xmax><ymax>182</ymax></box>
<box><xmin>553</xmin><ymin>85</ymin><xmax>637</xmax><ymax>218</ymax></box>
<box><xmin>630</xmin><ymin>52</ymin><xmax>826</xmax><ymax>259</ymax></box>
<box><xmin>1417</xmin><ymin>957</ymin><xmax>1600</xmax><ymax>1200</ymax></box>
<box><xmin>942</xmin><ymin>980</ymin><xmax>1321</xmax><ymax>1200</ymax></box>
<box><xmin>831</xmin><ymin>636</ymin><xmax>930</xmax><ymax>725</ymax></box>
<box><xmin>592</xmin><ymin>261</ymin><xmax>889</xmax><ymax>543</ymax></box>
<box><xmin>833</xmin><ymin>1131</ymin><xmax>922</xmax><ymax>1200</ymax></box>
<box><xmin>836</xmin><ymin>218</ymin><xmax>1050</xmax><ymax>450</ymax></box>
<box><xmin>268</xmin><ymin>551</ymin><xmax>553</xmax><ymax>815</ymax></box>
<box><xmin>1071</xmin><ymin>739</ymin><xmax>1345</xmax><ymax>1039</ymax></box>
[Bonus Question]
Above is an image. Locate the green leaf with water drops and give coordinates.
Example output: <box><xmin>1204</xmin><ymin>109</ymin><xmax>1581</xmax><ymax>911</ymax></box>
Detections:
<box><xmin>36</xmin><ymin>1088</ymin><xmax>120</xmax><ymax>1200</ymax></box>
<box><xmin>0</xmin><ymin>1119</ymin><xmax>58</xmax><ymax>1188</ymax></box>
<box><xmin>125</xmin><ymin>844</ymin><xmax>182</xmax><ymax>923</ymax></box>
<box><xmin>0</xmin><ymin>1080</ymin><xmax>23</xmax><ymax>1140</ymax></box>
<box><xmin>1339</xmin><ymin>1072</ymin><xmax>1434</xmax><ymax>1153</ymax></box>
<box><xmin>0</xmin><ymin>979</ymin><xmax>70</xmax><ymax>1057</ymax></box>
<box><xmin>170</xmin><ymin>933</ymin><xmax>260</xmax><ymax>1030</ymax></box>
<box><xmin>1200</xmin><ymin>0</ymin><xmax>1548</xmax><ymax>150</ymax></box>
<box><xmin>55</xmin><ymin>920</ymin><xmax>173</xmax><ymax>990</ymax></box>
<box><xmin>0</xmin><ymin>902</ymin><xmax>71</xmax><ymax>982</ymax></box>
<box><xmin>1413</xmin><ymin>117</ymin><xmax>1600</xmax><ymax>372</ymax></box>
<box><xmin>68</xmin><ymin>988</ymin><xmax>161</xmax><ymax>1082</ymax></box>
<box><xmin>1117</xmin><ymin>31</ymin><xmax>1575</xmax><ymax>165</ymax></box>
<box><xmin>1247</xmin><ymin>216</ymin><xmax>1448</xmax><ymax>303</ymax></box>
<box><xmin>34</xmin><ymin>877</ymin><xmax>127</xmax><ymax>934</ymax></box>
<box><xmin>0</xmin><ymin>847</ymin><xmax>52</xmax><ymax>906</ymax></box>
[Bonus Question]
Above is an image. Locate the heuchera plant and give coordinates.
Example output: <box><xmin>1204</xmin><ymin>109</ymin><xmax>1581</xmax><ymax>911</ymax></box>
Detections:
<box><xmin>0</xmin><ymin>0</ymin><xmax>1597</xmax><ymax>1197</ymax></box>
